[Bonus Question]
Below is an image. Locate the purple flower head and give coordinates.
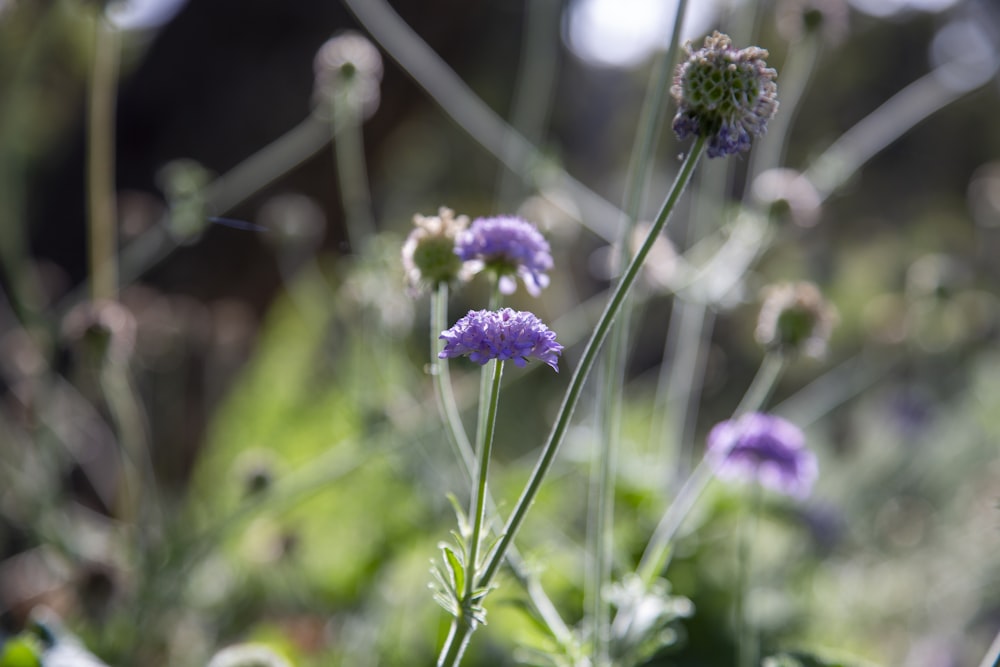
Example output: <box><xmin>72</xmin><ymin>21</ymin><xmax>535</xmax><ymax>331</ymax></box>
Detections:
<box><xmin>439</xmin><ymin>308</ymin><xmax>563</xmax><ymax>371</ymax></box>
<box><xmin>706</xmin><ymin>413</ymin><xmax>817</xmax><ymax>498</ymax></box>
<box><xmin>456</xmin><ymin>216</ymin><xmax>553</xmax><ymax>296</ymax></box>
<box><xmin>671</xmin><ymin>31</ymin><xmax>778</xmax><ymax>158</ymax></box>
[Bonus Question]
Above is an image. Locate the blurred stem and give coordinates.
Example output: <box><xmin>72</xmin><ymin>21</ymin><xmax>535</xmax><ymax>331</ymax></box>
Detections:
<box><xmin>634</xmin><ymin>348</ymin><xmax>786</xmax><ymax>587</ymax></box>
<box><xmin>746</xmin><ymin>33</ymin><xmax>820</xmax><ymax>182</ymax></box>
<box><xmin>736</xmin><ymin>488</ymin><xmax>761</xmax><ymax>667</ymax></box>
<box><xmin>589</xmin><ymin>5</ymin><xmax>686</xmax><ymax>659</ymax></box>
<box><xmin>805</xmin><ymin>60</ymin><xmax>993</xmax><ymax>202</ymax></box>
<box><xmin>330</xmin><ymin>92</ymin><xmax>375</xmax><ymax>252</ymax></box>
<box><xmin>431</xmin><ymin>284</ymin><xmax>476</xmax><ymax>478</ymax></box>
<box><xmin>734</xmin><ymin>352</ymin><xmax>786</xmax><ymax>418</ymax></box>
<box><xmin>86</xmin><ymin>14</ymin><xmax>120</xmax><ymax>301</ymax></box>
<box><xmin>343</xmin><ymin>0</ymin><xmax>623</xmax><ymax>242</ymax></box>
<box><xmin>478</xmin><ymin>136</ymin><xmax>707</xmax><ymax>590</ymax></box>
<box><xmin>494</xmin><ymin>0</ymin><xmax>560</xmax><ymax>209</ymax></box>
<box><xmin>99</xmin><ymin>361</ymin><xmax>160</xmax><ymax>540</ymax></box>
<box><xmin>977</xmin><ymin>626</ymin><xmax>1000</xmax><ymax>667</ymax></box>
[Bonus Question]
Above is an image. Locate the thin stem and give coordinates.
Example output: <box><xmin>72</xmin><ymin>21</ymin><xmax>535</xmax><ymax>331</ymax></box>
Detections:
<box><xmin>86</xmin><ymin>15</ymin><xmax>120</xmax><ymax>301</ymax></box>
<box><xmin>589</xmin><ymin>5</ymin><xmax>687</xmax><ymax>659</ymax></box>
<box><xmin>342</xmin><ymin>0</ymin><xmax>623</xmax><ymax>242</ymax></box>
<box><xmin>431</xmin><ymin>290</ymin><xmax>573</xmax><ymax>649</ymax></box>
<box><xmin>431</xmin><ymin>284</ymin><xmax>476</xmax><ymax>478</ymax></box>
<box><xmin>736</xmin><ymin>487</ymin><xmax>762</xmax><ymax>667</ymax></box>
<box><xmin>805</xmin><ymin>57</ymin><xmax>996</xmax><ymax>203</ymax></box>
<box><xmin>466</xmin><ymin>359</ymin><xmax>504</xmax><ymax>599</ymax></box>
<box><xmin>439</xmin><ymin>360</ymin><xmax>504</xmax><ymax>667</ymax></box>
<box><xmin>478</xmin><ymin>136</ymin><xmax>707</xmax><ymax>589</ymax></box>
<box><xmin>977</xmin><ymin>625</ymin><xmax>1000</xmax><ymax>667</ymax></box>
<box><xmin>734</xmin><ymin>352</ymin><xmax>786</xmax><ymax>418</ymax></box>
<box><xmin>634</xmin><ymin>458</ymin><xmax>713</xmax><ymax>586</ymax></box>
<box><xmin>634</xmin><ymin>348</ymin><xmax>788</xmax><ymax>586</ymax></box>
<box><xmin>330</xmin><ymin>91</ymin><xmax>376</xmax><ymax>252</ymax></box>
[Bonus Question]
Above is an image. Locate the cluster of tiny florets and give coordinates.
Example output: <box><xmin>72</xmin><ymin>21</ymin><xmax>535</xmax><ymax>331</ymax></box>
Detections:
<box><xmin>401</xmin><ymin>207</ymin><xmax>470</xmax><ymax>293</ymax></box>
<box><xmin>755</xmin><ymin>281</ymin><xmax>838</xmax><ymax>358</ymax></box>
<box><xmin>672</xmin><ymin>31</ymin><xmax>779</xmax><ymax>158</ymax></box>
<box><xmin>707</xmin><ymin>412</ymin><xmax>817</xmax><ymax>498</ymax></box>
<box><xmin>456</xmin><ymin>216</ymin><xmax>553</xmax><ymax>296</ymax></box>
<box><xmin>439</xmin><ymin>308</ymin><xmax>563</xmax><ymax>372</ymax></box>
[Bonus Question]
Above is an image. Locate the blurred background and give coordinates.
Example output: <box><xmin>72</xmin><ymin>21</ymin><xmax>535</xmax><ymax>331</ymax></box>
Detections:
<box><xmin>1</xmin><ymin>0</ymin><xmax>1000</xmax><ymax>665</ymax></box>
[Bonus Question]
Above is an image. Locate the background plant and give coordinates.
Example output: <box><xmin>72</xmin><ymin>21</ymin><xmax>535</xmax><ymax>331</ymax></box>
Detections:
<box><xmin>1</xmin><ymin>1</ymin><xmax>999</xmax><ymax>666</ymax></box>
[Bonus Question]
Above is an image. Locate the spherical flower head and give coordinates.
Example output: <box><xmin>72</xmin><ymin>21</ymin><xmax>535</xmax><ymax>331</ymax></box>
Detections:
<box><xmin>707</xmin><ymin>412</ymin><xmax>817</xmax><ymax>498</ymax></box>
<box><xmin>776</xmin><ymin>0</ymin><xmax>850</xmax><ymax>46</ymax></box>
<box><xmin>755</xmin><ymin>281</ymin><xmax>838</xmax><ymax>359</ymax></box>
<box><xmin>671</xmin><ymin>31</ymin><xmax>778</xmax><ymax>158</ymax></box>
<box><xmin>456</xmin><ymin>216</ymin><xmax>553</xmax><ymax>296</ymax></box>
<box><xmin>401</xmin><ymin>207</ymin><xmax>470</xmax><ymax>294</ymax></box>
<box><xmin>314</xmin><ymin>31</ymin><xmax>383</xmax><ymax>119</ymax></box>
<box><xmin>439</xmin><ymin>308</ymin><xmax>563</xmax><ymax>371</ymax></box>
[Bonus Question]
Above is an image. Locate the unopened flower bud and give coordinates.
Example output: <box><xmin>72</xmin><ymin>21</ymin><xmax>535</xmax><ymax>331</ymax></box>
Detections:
<box><xmin>672</xmin><ymin>31</ymin><xmax>779</xmax><ymax>159</ymax></box>
<box><xmin>755</xmin><ymin>281</ymin><xmax>838</xmax><ymax>358</ymax></box>
<box><xmin>401</xmin><ymin>207</ymin><xmax>470</xmax><ymax>294</ymax></box>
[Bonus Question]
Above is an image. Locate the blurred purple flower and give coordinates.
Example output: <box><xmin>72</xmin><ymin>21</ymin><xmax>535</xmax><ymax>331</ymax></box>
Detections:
<box><xmin>456</xmin><ymin>216</ymin><xmax>553</xmax><ymax>296</ymax></box>
<box><xmin>439</xmin><ymin>308</ymin><xmax>563</xmax><ymax>371</ymax></box>
<box><xmin>706</xmin><ymin>413</ymin><xmax>817</xmax><ymax>498</ymax></box>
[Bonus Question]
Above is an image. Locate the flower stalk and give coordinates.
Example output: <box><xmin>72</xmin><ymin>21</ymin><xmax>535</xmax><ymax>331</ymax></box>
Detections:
<box><xmin>478</xmin><ymin>135</ymin><xmax>708</xmax><ymax>590</ymax></box>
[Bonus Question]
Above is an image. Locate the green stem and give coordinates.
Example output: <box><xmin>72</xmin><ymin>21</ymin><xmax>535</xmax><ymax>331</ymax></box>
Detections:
<box><xmin>431</xmin><ymin>289</ymin><xmax>573</xmax><ymax>649</ymax></box>
<box><xmin>589</xmin><ymin>5</ymin><xmax>687</xmax><ymax>659</ymax></box>
<box><xmin>431</xmin><ymin>284</ymin><xmax>476</xmax><ymax>478</ymax></box>
<box><xmin>736</xmin><ymin>488</ymin><xmax>762</xmax><ymax>667</ymax></box>
<box><xmin>86</xmin><ymin>14</ymin><xmax>120</xmax><ymax>301</ymax></box>
<box><xmin>466</xmin><ymin>359</ymin><xmax>504</xmax><ymax>599</ymax></box>
<box><xmin>330</xmin><ymin>90</ymin><xmax>375</xmax><ymax>252</ymax></box>
<box><xmin>633</xmin><ymin>349</ymin><xmax>788</xmax><ymax>587</ymax></box>
<box><xmin>734</xmin><ymin>352</ymin><xmax>786</xmax><ymax>418</ymax></box>
<box><xmin>439</xmin><ymin>360</ymin><xmax>504</xmax><ymax>667</ymax></box>
<box><xmin>478</xmin><ymin>135</ymin><xmax>707</xmax><ymax>589</ymax></box>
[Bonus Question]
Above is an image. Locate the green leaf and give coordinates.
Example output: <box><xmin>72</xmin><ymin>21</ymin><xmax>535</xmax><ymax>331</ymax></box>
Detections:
<box><xmin>763</xmin><ymin>649</ymin><xmax>883</xmax><ymax>667</ymax></box>
<box><xmin>441</xmin><ymin>543</ymin><xmax>465</xmax><ymax>595</ymax></box>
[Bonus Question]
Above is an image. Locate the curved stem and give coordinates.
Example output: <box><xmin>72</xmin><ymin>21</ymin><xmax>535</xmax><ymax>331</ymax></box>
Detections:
<box><xmin>634</xmin><ymin>349</ymin><xmax>788</xmax><ymax>586</ymax></box>
<box><xmin>734</xmin><ymin>352</ymin><xmax>786</xmax><ymax>418</ymax></box>
<box><xmin>478</xmin><ymin>136</ymin><xmax>707</xmax><ymax>589</ymax></box>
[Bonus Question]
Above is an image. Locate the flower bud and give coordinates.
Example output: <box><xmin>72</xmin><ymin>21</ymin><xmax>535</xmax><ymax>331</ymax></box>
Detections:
<box><xmin>755</xmin><ymin>281</ymin><xmax>838</xmax><ymax>358</ymax></box>
<box><xmin>401</xmin><ymin>207</ymin><xmax>470</xmax><ymax>294</ymax></box>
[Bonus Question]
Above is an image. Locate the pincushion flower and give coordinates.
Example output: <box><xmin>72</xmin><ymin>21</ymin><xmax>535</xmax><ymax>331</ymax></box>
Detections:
<box><xmin>401</xmin><ymin>207</ymin><xmax>470</xmax><ymax>294</ymax></box>
<box><xmin>439</xmin><ymin>308</ymin><xmax>563</xmax><ymax>371</ymax></box>
<box><xmin>672</xmin><ymin>31</ymin><xmax>779</xmax><ymax>158</ymax></box>
<box><xmin>707</xmin><ymin>412</ymin><xmax>817</xmax><ymax>498</ymax></box>
<box><xmin>456</xmin><ymin>216</ymin><xmax>553</xmax><ymax>296</ymax></box>
<box><xmin>755</xmin><ymin>281</ymin><xmax>838</xmax><ymax>358</ymax></box>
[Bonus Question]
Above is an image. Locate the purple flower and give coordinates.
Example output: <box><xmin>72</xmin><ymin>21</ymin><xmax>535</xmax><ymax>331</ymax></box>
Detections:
<box><xmin>706</xmin><ymin>413</ymin><xmax>817</xmax><ymax>498</ymax></box>
<box><xmin>439</xmin><ymin>308</ymin><xmax>563</xmax><ymax>371</ymax></box>
<box><xmin>672</xmin><ymin>32</ymin><xmax>778</xmax><ymax>159</ymax></box>
<box><xmin>456</xmin><ymin>216</ymin><xmax>553</xmax><ymax>296</ymax></box>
